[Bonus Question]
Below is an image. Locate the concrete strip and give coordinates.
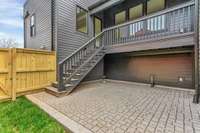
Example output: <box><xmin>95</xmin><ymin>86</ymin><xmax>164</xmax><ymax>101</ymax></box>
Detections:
<box><xmin>156</xmin><ymin>84</ymin><xmax>195</xmax><ymax>93</ymax></box>
<box><xmin>26</xmin><ymin>95</ymin><xmax>93</xmax><ymax>133</ymax></box>
<box><xmin>105</xmin><ymin>79</ymin><xmax>195</xmax><ymax>92</ymax></box>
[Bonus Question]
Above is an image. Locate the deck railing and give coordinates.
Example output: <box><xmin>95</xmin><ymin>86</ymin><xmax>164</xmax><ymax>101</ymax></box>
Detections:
<box><xmin>103</xmin><ymin>1</ymin><xmax>195</xmax><ymax>46</ymax></box>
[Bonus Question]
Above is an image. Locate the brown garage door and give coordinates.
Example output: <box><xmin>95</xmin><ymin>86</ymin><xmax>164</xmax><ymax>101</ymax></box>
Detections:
<box><xmin>105</xmin><ymin>53</ymin><xmax>194</xmax><ymax>89</ymax></box>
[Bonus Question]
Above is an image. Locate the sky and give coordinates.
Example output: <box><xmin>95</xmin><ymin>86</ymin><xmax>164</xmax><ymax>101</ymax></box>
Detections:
<box><xmin>0</xmin><ymin>0</ymin><xmax>26</xmax><ymax>47</ymax></box>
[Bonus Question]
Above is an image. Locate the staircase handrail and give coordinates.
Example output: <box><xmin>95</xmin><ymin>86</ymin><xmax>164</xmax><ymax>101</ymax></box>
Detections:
<box><xmin>59</xmin><ymin>31</ymin><xmax>105</xmax><ymax>65</ymax></box>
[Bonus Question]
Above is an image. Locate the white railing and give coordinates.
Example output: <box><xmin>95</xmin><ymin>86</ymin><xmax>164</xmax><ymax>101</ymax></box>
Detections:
<box><xmin>103</xmin><ymin>1</ymin><xmax>195</xmax><ymax>46</ymax></box>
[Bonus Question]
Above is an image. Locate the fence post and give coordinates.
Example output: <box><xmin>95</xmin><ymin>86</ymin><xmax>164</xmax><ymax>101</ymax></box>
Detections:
<box><xmin>8</xmin><ymin>49</ymin><xmax>12</xmax><ymax>99</ymax></box>
<box><xmin>11</xmin><ymin>48</ymin><xmax>17</xmax><ymax>101</ymax></box>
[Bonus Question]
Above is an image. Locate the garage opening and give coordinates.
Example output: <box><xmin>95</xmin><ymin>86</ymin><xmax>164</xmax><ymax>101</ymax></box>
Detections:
<box><xmin>104</xmin><ymin>51</ymin><xmax>194</xmax><ymax>89</ymax></box>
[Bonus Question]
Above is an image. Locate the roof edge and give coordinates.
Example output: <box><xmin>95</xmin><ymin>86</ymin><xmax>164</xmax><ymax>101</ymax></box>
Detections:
<box><xmin>88</xmin><ymin>0</ymin><xmax>109</xmax><ymax>10</ymax></box>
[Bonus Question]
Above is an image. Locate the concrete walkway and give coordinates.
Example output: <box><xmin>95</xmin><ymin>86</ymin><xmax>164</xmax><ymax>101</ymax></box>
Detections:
<box><xmin>27</xmin><ymin>80</ymin><xmax>200</xmax><ymax>133</ymax></box>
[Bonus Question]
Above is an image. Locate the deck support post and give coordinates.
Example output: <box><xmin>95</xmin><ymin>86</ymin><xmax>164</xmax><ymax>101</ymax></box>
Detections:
<box><xmin>58</xmin><ymin>64</ymin><xmax>65</xmax><ymax>91</ymax></box>
<box><xmin>193</xmin><ymin>0</ymin><xmax>200</xmax><ymax>104</ymax></box>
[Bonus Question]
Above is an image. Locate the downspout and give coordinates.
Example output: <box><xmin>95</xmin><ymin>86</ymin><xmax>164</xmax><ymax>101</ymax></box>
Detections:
<box><xmin>54</xmin><ymin>0</ymin><xmax>60</xmax><ymax>82</ymax></box>
<box><xmin>51</xmin><ymin>0</ymin><xmax>59</xmax><ymax>82</ymax></box>
<box><xmin>23</xmin><ymin>7</ymin><xmax>26</xmax><ymax>48</ymax></box>
<box><xmin>193</xmin><ymin>0</ymin><xmax>200</xmax><ymax>103</ymax></box>
<box><xmin>23</xmin><ymin>14</ymin><xmax>26</xmax><ymax>48</ymax></box>
<box><xmin>51</xmin><ymin>0</ymin><xmax>54</xmax><ymax>51</ymax></box>
<box><xmin>23</xmin><ymin>11</ymin><xmax>29</xmax><ymax>48</ymax></box>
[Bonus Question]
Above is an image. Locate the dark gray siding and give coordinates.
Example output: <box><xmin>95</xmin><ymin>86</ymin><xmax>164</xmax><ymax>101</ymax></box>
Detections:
<box><xmin>56</xmin><ymin>0</ymin><xmax>102</xmax><ymax>62</ymax></box>
<box><xmin>24</xmin><ymin>0</ymin><xmax>52</xmax><ymax>50</ymax></box>
<box><xmin>55</xmin><ymin>0</ymin><xmax>103</xmax><ymax>81</ymax></box>
<box><xmin>84</xmin><ymin>59</ymin><xmax>104</xmax><ymax>81</ymax></box>
<box><xmin>104</xmin><ymin>50</ymin><xmax>194</xmax><ymax>89</ymax></box>
<box><xmin>198</xmin><ymin>0</ymin><xmax>200</xmax><ymax>86</ymax></box>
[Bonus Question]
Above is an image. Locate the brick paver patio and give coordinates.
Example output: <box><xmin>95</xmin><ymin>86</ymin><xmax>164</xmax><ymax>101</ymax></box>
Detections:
<box><xmin>30</xmin><ymin>80</ymin><xmax>200</xmax><ymax>133</ymax></box>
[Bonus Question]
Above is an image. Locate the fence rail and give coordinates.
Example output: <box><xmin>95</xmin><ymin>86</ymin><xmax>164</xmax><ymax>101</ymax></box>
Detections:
<box><xmin>0</xmin><ymin>48</ymin><xmax>56</xmax><ymax>100</ymax></box>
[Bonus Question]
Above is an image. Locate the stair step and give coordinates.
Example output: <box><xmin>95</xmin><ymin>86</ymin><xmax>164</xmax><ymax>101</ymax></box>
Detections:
<box><xmin>45</xmin><ymin>86</ymin><xmax>70</xmax><ymax>97</ymax></box>
<box><xmin>66</xmin><ymin>69</ymin><xmax>74</xmax><ymax>72</ymax></box>
<box><xmin>65</xmin><ymin>84</ymin><xmax>73</xmax><ymax>88</ymax></box>
<box><xmin>71</xmin><ymin>78</ymin><xmax>79</xmax><ymax>81</ymax></box>
<box><xmin>64</xmin><ymin>72</ymin><xmax>72</xmax><ymax>74</ymax></box>
<box><xmin>71</xmin><ymin>65</ymin><xmax>79</xmax><ymax>69</ymax></box>
<box><xmin>76</xmin><ymin>73</ymin><xmax>81</xmax><ymax>76</ymax></box>
<box><xmin>63</xmin><ymin>77</ymin><xmax>67</xmax><ymax>80</ymax></box>
<box><xmin>52</xmin><ymin>82</ymin><xmax>58</xmax><ymax>88</ymax></box>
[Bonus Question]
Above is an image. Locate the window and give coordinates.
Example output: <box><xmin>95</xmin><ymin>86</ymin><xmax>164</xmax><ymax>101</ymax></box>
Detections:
<box><xmin>76</xmin><ymin>6</ymin><xmax>88</xmax><ymax>33</ymax></box>
<box><xmin>147</xmin><ymin>0</ymin><xmax>165</xmax><ymax>14</ymax></box>
<box><xmin>30</xmin><ymin>14</ymin><xmax>36</xmax><ymax>37</ymax></box>
<box><xmin>129</xmin><ymin>4</ymin><xmax>143</xmax><ymax>21</ymax></box>
<box><xmin>115</xmin><ymin>11</ymin><xmax>126</xmax><ymax>25</ymax></box>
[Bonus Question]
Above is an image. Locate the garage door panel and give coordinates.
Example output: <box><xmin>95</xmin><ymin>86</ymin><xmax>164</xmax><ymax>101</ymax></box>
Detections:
<box><xmin>105</xmin><ymin>53</ymin><xmax>194</xmax><ymax>89</ymax></box>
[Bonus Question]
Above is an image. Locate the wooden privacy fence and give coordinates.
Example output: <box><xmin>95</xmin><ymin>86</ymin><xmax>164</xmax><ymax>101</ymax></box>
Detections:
<box><xmin>0</xmin><ymin>48</ymin><xmax>56</xmax><ymax>100</ymax></box>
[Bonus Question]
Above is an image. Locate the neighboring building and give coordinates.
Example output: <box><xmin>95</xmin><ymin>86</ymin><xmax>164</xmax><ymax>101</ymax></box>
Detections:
<box><xmin>24</xmin><ymin>0</ymin><xmax>200</xmax><ymax>102</ymax></box>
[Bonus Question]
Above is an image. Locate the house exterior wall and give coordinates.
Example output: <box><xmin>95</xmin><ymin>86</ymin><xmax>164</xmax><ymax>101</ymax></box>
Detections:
<box><xmin>23</xmin><ymin>0</ymin><xmax>197</xmax><ymax>84</ymax></box>
<box><xmin>198</xmin><ymin>2</ymin><xmax>200</xmax><ymax>84</ymax></box>
<box><xmin>198</xmin><ymin>0</ymin><xmax>200</xmax><ymax>88</ymax></box>
<box><xmin>24</xmin><ymin>0</ymin><xmax>52</xmax><ymax>50</ymax></box>
<box><xmin>55</xmin><ymin>0</ymin><xmax>103</xmax><ymax>80</ymax></box>
<box><xmin>83</xmin><ymin>59</ymin><xmax>104</xmax><ymax>81</ymax></box>
<box><xmin>56</xmin><ymin>0</ymin><xmax>101</xmax><ymax>62</ymax></box>
<box><xmin>105</xmin><ymin>51</ymin><xmax>194</xmax><ymax>89</ymax></box>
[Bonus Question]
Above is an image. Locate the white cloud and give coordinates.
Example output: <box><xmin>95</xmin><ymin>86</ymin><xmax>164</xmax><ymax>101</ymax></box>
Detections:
<box><xmin>0</xmin><ymin>0</ymin><xmax>25</xmax><ymax>47</ymax></box>
<box><xmin>0</xmin><ymin>32</ymin><xmax>6</xmax><ymax>37</ymax></box>
<box><xmin>0</xmin><ymin>19</ymin><xmax>23</xmax><ymax>28</ymax></box>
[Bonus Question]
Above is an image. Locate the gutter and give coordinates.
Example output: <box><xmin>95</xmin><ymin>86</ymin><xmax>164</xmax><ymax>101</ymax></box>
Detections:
<box><xmin>89</xmin><ymin>0</ymin><xmax>125</xmax><ymax>15</ymax></box>
<box><xmin>193</xmin><ymin>0</ymin><xmax>200</xmax><ymax>103</ymax></box>
<box><xmin>88</xmin><ymin>0</ymin><xmax>109</xmax><ymax>10</ymax></box>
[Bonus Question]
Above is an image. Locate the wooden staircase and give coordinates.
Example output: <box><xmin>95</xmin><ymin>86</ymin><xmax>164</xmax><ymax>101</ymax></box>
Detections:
<box><xmin>46</xmin><ymin>32</ymin><xmax>106</xmax><ymax>97</ymax></box>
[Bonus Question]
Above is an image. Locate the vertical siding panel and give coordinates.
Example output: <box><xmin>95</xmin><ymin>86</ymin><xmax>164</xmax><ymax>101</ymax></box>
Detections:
<box><xmin>198</xmin><ymin>0</ymin><xmax>200</xmax><ymax>87</ymax></box>
<box><xmin>56</xmin><ymin>0</ymin><xmax>102</xmax><ymax>62</ymax></box>
<box><xmin>24</xmin><ymin>0</ymin><xmax>104</xmax><ymax>81</ymax></box>
<box><xmin>55</xmin><ymin>0</ymin><xmax>104</xmax><ymax>81</ymax></box>
<box><xmin>24</xmin><ymin>0</ymin><xmax>52</xmax><ymax>50</ymax></box>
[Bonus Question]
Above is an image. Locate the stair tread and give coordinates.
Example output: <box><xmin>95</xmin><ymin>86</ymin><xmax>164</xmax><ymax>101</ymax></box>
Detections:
<box><xmin>46</xmin><ymin>86</ymin><xmax>68</xmax><ymax>93</ymax></box>
<box><xmin>53</xmin><ymin>81</ymin><xmax>58</xmax><ymax>84</ymax></box>
<box><xmin>65</xmin><ymin>84</ymin><xmax>73</xmax><ymax>87</ymax></box>
<box><xmin>46</xmin><ymin>86</ymin><xmax>71</xmax><ymax>97</ymax></box>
